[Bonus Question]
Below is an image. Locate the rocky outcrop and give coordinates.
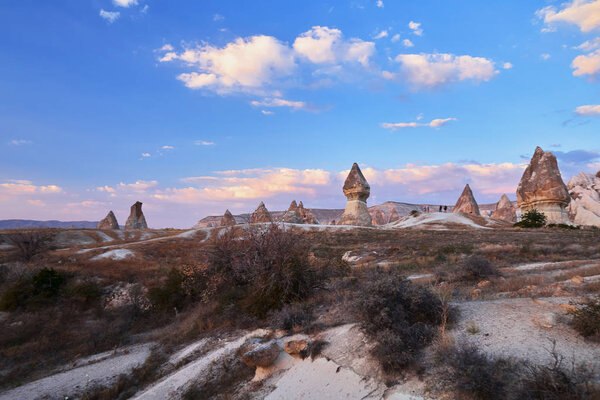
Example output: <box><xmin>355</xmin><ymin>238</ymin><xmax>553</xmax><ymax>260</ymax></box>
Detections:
<box><xmin>298</xmin><ymin>201</ymin><xmax>319</xmax><ymax>224</ymax></box>
<box><xmin>338</xmin><ymin>163</ymin><xmax>372</xmax><ymax>226</ymax></box>
<box><xmin>453</xmin><ymin>184</ymin><xmax>480</xmax><ymax>215</ymax></box>
<box><xmin>125</xmin><ymin>201</ymin><xmax>148</xmax><ymax>230</ymax></box>
<box><xmin>491</xmin><ymin>194</ymin><xmax>517</xmax><ymax>222</ymax></box>
<box><xmin>282</xmin><ymin>201</ymin><xmax>303</xmax><ymax>224</ymax></box>
<box><xmin>220</xmin><ymin>209</ymin><xmax>236</xmax><ymax>227</ymax></box>
<box><xmin>517</xmin><ymin>147</ymin><xmax>570</xmax><ymax>224</ymax></box>
<box><xmin>97</xmin><ymin>211</ymin><xmax>119</xmax><ymax>229</ymax></box>
<box><xmin>250</xmin><ymin>202</ymin><xmax>272</xmax><ymax>223</ymax></box>
<box><xmin>241</xmin><ymin>340</ymin><xmax>280</xmax><ymax>368</ymax></box>
<box><xmin>567</xmin><ymin>172</ymin><xmax>600</xmax><ymax>227</ymax></box>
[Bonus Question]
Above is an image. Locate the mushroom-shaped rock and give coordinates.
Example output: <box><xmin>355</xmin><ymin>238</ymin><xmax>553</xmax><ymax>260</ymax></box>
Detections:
<box><xmin>97</xmin><ymin>211</ymin><xmax>119</xmax><ymax>230</ymax></box>
<box><xmin>282</xmin><ymin>200</ymin><xmax>303</xmax><ymax>224</ymax></box>
<box><xmin>517</xmin><ymin>147</ymin><xmax>570</xmax><ymax>224</ymax></box>
<box><xmin>453</xmin><ymin>184</ymin><xmax>480</xmax><ymax>215</ymax></box>
<box><xmin>125</xmin><ymin>201</ymin><xmax>148</xmax><ymax>230</ymax></box>
<box><xmin>250</xmin><ymin>202</ymin><xmax>273</xmax><ymax>223</ymax></box>
<box><xmin>220</xmin><ymin>209</ymin><xmax>236</xmax><ymax>227</ymax></box>
<box><xmin>338</xmin><ymin>163</ymin><xmax>372</xmax><ymax>226</ymax></box>
<box><xmin>491</xmin><ymin>194</ymin><xmax>517</xmax><ymax>222</ymax></box>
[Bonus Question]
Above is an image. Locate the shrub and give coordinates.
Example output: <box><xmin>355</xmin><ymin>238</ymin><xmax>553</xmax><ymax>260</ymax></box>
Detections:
<box><xmin>269</xmin><ymin>303</ymin><xmax>314</xmax><ymax>331</ymax></box>
<box><xmin>148</xmin><ymin>268</ymin><xmax>188</xmax><ymax>312</ymax></box>
<box><xmin>5</xmin><ymin>230</ymin><xmax>54</xmax><ymax>261</ymax></box>
<box><xmin>458</xmin><ymin>255</ymin><xmax>500</xmax><ymax>281</ymax></box>
<box><xmin>355</xmin><ymin>268</ymin><xmax>448</xmax><ymax>372</ymax></box>
<box><xmin>514</xmin><ymin>209</ymin><xmax>547</xmax><ymax>228</ymax></box>
<box><xmin>547</xmin><ymin>224</ymin><xmax>579</xmax><ymax>230</ymax></box>
<box><xmin>568</xmin><ymin>297</ymin><xmax>600</xmax><ymax>341</ymax></box>
<box><xmin>0</xmin><ymin>268</ymin><xmax>68</xmax><ymax>311</ymax></box>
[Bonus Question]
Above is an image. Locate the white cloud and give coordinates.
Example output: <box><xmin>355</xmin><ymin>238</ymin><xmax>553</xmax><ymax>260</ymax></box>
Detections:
<box><xmin>99</xmin><ymin>9</ymin><xmax>120</xmax><ymax>23</ymax></box>
<box><xmin>503</xmin><ymin>62</ymin><xmax>513</xmax><ymax>69</ymax></box>
<box><xmin>575</xmin><ymin>37</ymin><xmax>600</xmax><ymax>51</ymax></box>
<box><xmin>391</xmin><ymin>34</ymin><xmax>401</xmax><ymax>43</ymax></box>
<box><xmin>376</xmin><ymin>0</ymin><xmax>384</xmax><ymax>8</ymax></box>
<box><xmin>0</xmin><ymin>180</ymin><xmax>63</xmax><ymax>195</ymax></box>
<box><xmin>402</xmin><ymin>39</ymin><xmax>414</xmax><ymax>48</ymax></box>
<box><xmin>213</xmin><ymin>14</ymin><xmax>224</xmax><ymax>21</ymax></box>
<box><xmin>572</xmin><ymin>49</ymin><xmax>600</xmax><ymax>76</ymax></box>
<box><xmin>251</xmin><ymin>97</ymin><xmax>322</xmax><ymax>112</ymax></box>
<box><xmin>387</xmin><ymin>53</ymin><xmax>497</xmax><ymax>88</ymax></box>
<box><xmin>293</xmin><ymin>26</ymin><xmax>375</xmax><ymax>66</ymax></box>
<box><xmin>408</xmin><ymin>21</ymin><xmax>423</xmax><ymax>36</ymax></box>
<box><xmin>162</xmin><ymin>145</ymin><xmax>174</xmax><ymax>150</ymax></box>
<box><xmin>374</xmin><ymin>30</ymin><xmax>388</xmax><ymax>39</ymax></box>
<box><xmin>261</xmin><ymin>110</ymin><xmax>274</xmax><ymax>115</ymax></box>
<box><xmin>163</xmin><ymin>35</ymin><xmax>295</xmax><ymax>94</ymax></box>
<box><xmin>194</xmin><ymin>140</ymin><xmax>215</xmax><ymax>146</ymax></box>
<box><xmin>159</xmin><ymin>44</ymin><xmax>174</xmax><ymax>52</ymax></box>
<box><xmin>541</xmin><ymin>53</ymin><xmax>551</xmax><ymax>60</ymax></box>
<box><xmin>141</xmin><ymin>4</ymin><xmax>149</xmax><ymax>13</ymax></box>
<box><xmin>537</xmin><ymin>1</ymin><xmax>600</xmax><ymax>33</ymax></box>
<box><xmin>575</xmin><ymin>104</ymin><xmax>600</xmax><ymax>115</ymax></box>
<box><xmin>141</xmin><ymin>153</ymin><xmax>151</xmax><ymax>157</ymax></box>
<box><xmin>113</xmin><ymin>0</ymin><xmax>138</xmax><ymax>7</ymax></box>
<box><xmin>381</xmin><ymin>117</ymin><xmax>456</xmax><ymax>130</ymax></box>
<box><xmin>9</xmin><ymin>139</ymin><xmax>32</xmax><ymax>146</ymax></box>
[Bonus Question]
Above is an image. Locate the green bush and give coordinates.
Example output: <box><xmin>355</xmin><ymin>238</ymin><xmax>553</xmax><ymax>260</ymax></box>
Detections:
<box><xmin>148</xmin><ymin>268</ymin><xmax>189</xmax><ymax>312</ymax></box>
<box><xmin>0</xmin><ymin>268</ymin><xmax>67</xmax><ymax>311</ymax></box>
<box><xmin>514</xmin><ymin>209</ymin><xmax>547</xmax><ymax>228</ymax></box>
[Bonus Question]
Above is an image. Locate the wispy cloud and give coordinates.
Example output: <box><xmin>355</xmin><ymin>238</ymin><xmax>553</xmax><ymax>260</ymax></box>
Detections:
<box><xmin>541</xmin><ymin>53</ymin><xmax>551</xmax><ymax>60</ymax></box>
<box><xmin>376</xmin><ymin>0</ymin><xmax>384</xmax><ymax>8</ymax></box>
<box><xmin>99</xmin><ymin>9</ymin><xmax>120</xmax><ymax>23</ymax></box>
<box><xmin>162</xmin><ymin>145</ymin><xmax>174</xmax><ymax>150</ymax></box>
<box><xmin>408</xmin><ymin>21</ymin><xmax>423</xmax><ymax>36</ymax></box>
<box><xmin>213</xmin><ymin>14</ymin><xmax>224</xmax><ymax>21</ymax></box>
<box><xmin>503</xmin><ymin>62</ymin><xmax>513</xmax><ymax>69</ymax></box>
<box><xmin>381</xmin><ymin>117</ymin><xmax>457</xmax><ymax>130</ymax></box>
<box><xmin>261</xmin><ymin>110</ymin><xmax>274</xmax><ymax>115</ymax></box>
<box><xmin>374</xmin><ymin>29</ymin><xmax>388</xmax><ymax>39</ymax></box>
<box><xmin>141</xmin><ymin>153</ymin><xmax>151</xmax><ymax>157</ymax></box>
<box><xmin>9</xmin><ymin>139</ymin><xmax>32</xmax><ymax>146</ymax></box>
<box><xmin>194</xmin><ymin>140</ymin><xmax>215</xmax><ymax>146</ymax></box>
<box><xmin>113</xmin><ymin>0</ymin><xmax>138</xmax><ymax>7</ymax></box>
<box><xmin>391</xmin><ymin>34</ymin><xmax>401</xmax><ymax>43</ymax></box>
<box><xmin>402</xmin><ymin>39</ymin><xmax>414</xmax><ymax>48</ymax></box>
<box><xmin>575</xmin><ymin>104</ymin><xmax>600</xmax><ymax>115</ymax></box>
<box><xmin>251</xmin><ymin>97</ymin><xmax>325</xmax><ymax>112</ymax></box>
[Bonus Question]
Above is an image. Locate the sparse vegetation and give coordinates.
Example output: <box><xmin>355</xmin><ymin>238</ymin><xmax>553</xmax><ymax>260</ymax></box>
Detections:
<box><xmin>458</xmin><ymin>255</ymin><xmax>500</xmax><ymax>281</ymax></box>
<box><xmin>5</xmin><ymin>229</ymin><xmax>54</xmax><ymax>261</ymax></box>
<box><xmin>569</xmin><ymin>297</ymin><xmax>600</xmax><ymax>342</ymax></box>
<box><xmin>514</xmin><ymin>209</ymin><xmax>547</xmax><ymax>228</ymax></box>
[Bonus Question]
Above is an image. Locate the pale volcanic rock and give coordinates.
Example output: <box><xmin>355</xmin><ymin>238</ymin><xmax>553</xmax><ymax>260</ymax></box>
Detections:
<box><xmin>125</xmin><ymin>201</ymin><xmax>148</xmax><ymax>230</ymax></box>
<box><xmin>251</xmin><ymin>202</ymin><xmax>273</xmax><ymax>223</ymax></box>
<box><xmin>220</xmin><ymin>209</ymin><xmax>236</xmax><ymax>227</ymax></box>
<box><xmin>282</xmin><ymin>201</ymin><xmax>303</xmax><ymax>224</ymax></box>
<box><xmin>338</xmin><ymin>163</ymin><xmax>372</xmax><ymax>226</ymax></box>
<box><xmin>97</xmin><ymin>211</ymin><xmax>119</xmax><ymax>230</ymax></box>
<box><xmin>453</xmin><ymin>184</ymin><xmax>481</xmax><ymax>216</ymax></box>
<box><xmin>567</xmin><ymin>172</ymin><xmax>600</xmax><ymax>227</ymax></box>
<box><xmin>298</xmin><ymin>201</ymin><xmax>320</xmax><ymax>224</ymax></box>
<box><xmin>517</xmin><ymin>147</ymin><xmax>570</xmax><ymax>224</ymax></box>
<box><xmin>491</xmin><ymin>194</ymin><xmax>517</xmax><ymax>223</ymax></box>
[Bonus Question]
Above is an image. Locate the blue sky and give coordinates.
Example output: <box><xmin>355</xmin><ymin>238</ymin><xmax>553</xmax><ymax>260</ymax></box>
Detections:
<box><xmin>1</xmin><ymin>0</ymin><xmax>600</xmax><ymax>228</ymax></box>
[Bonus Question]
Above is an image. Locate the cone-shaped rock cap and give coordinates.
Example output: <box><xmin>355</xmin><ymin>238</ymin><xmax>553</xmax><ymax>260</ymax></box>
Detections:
<box><xmin>220</xmin><ymin>209</ymin><xmax>236</xmax><ymax>226</ymax></box>
<box><xmin>343</xmin><ymin>163</ymin><xmax>370</xmax><ymax>201</ymax></box>
<box><xmin>251</xmin><ymin>202</ymin><xmax>272</xmax><ymax>223</ymax></box>
<box><xmin>453</xmin><ymin>184</ymin><xmax>481</xmax><ymax>215</ymax></box>
<box><xmin>125</xmin><ymin>201</ymin><xmax>148</xmax><ymax>230</ymax></box>
<box><xmin>97</xmin><ymin>210</ymin><xmax>119</xmax><ymax>229</ymax></box>
<box><xmin>491</xmin><ymin>194</ymin><xmax>516</xmax><ymax>222</ymax></box>
<box><xmin>282</xmin><ymin>200</ymin><xmax>302</xmax><ymax>223</ymax></box>
<box><xmin>288</xmin><ymin>200</ymin><xmax>298</xmax><ymax>211</ymax></box>
<box><xmin>517</xmin><ymin>147</ymin><xmax>570</xmax><ymax>207</ymax></box>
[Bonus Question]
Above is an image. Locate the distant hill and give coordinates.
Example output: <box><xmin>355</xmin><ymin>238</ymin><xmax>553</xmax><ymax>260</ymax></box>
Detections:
<box><xmin>0</xmin><ymin>219</ymin><xmax>99</xmax><ymax>229</ymax></box>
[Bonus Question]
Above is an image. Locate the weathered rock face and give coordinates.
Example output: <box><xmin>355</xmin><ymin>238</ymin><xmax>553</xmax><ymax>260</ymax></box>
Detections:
<box><xmin>97</xmin><ymin>211</ymin><xmax>119</xmax><ymax>229</ymax></box>
<box><xmin>282</xmin><ymin>200</ymin><xmax>303</xmax><ymax>224</ymax></box>
<box><xmin>517</xmin><ymin>147</ymin><xmax>570</xmax><ymax>224</ymax></box>
<box><xmin>297</xmin><ymin>201</ymin><xmax>319</xmax><ymax>224</ymax></box>
<box><xmin>220</xmin><ymin>209</ymin><xmax>236</xmax><ymax>227</ymax></box>
<box><xmin>125</xmin><ymin>201</ymin><xmax>148</xmax><ymax>230</ymax></box>
<box><xmin>491</xmin><ymin>194</ymin><xmax>517</xmax><ymax>223</ymax></box>
<box><xmin>567</xmin><ymin>172</ymin><xmax>600</xmax><ymax>227</ymax></box>
<box><xmin>250</xmin><ymin>202</ymin><xmax>272</xmax><ymax>223</ymax></box>
<box><xmin>241</xmin><ymin>340</ymin><xmax>280</xmax><ymax>368</ymax></box>
<box><xmin>453</xmin><ymin>184</ymin><xmax>480</xmax><ymax>215</ymax></box>
<box><xmin>338</xmin><ymin>163</ymin><xmax>372</xmax><ymax>226</ymax></box>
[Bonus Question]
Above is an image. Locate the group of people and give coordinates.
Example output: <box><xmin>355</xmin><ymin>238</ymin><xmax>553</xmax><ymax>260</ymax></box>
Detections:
<box><xmin>423</xmin><ymin>205</ymin><xmax>448</xmax><ymax>213</ymax></box>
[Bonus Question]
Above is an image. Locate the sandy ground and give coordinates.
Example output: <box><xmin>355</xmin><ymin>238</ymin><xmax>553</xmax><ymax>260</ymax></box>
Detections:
<box><xmin>91</xmin><ymin>248</ymin><xmax>136</xmax><ymax>260</ymax></box>
<box><xmin>452</xmin><ymin>297</ymin><xmax>600</xmax><ymax>366</ymax></box>
<box><xmin>0</xmin><ymin>343</ymin><xmax>152</xmax><ymax>400</ymax></box>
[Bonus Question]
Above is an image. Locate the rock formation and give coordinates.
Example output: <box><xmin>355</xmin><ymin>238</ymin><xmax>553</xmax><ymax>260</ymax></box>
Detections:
<box><xmin>125</xmin><ymin>201</ymin><xmax>148</xmax><ymax>230</ymax></box>
<box><xmin>453</xmin><ymin>184</ymin><xmax>481</xmax><ymax>215</ymax></box>
<box><xmin>491</xmin><ymin>194</ymin><xmax>517</xmax><ymax>222</ymax></box>
<box><xmin>338</xmin><ymin>163</ymin><xmax>372</xmax><ymax>226</ymax></box>
<box><xmin>250</xmin><ymin>202</ymin><xmax>272</xmax><ymax>223</ymax></box>
<box><xmin>282</xmin><ymin>201</ymin><xmax>303</xmax><ymax>224</ymax></box>
<box><xmin>298</xmin><ymin>201</ymin><xmax>319</xmax><ymax>224</ymax></box>
<box><xmin>566</xmin><ymin>172</ymin><xmax>600</xmax><ymax>227</ymax></box>
<box><xmin>97</xmin><ymin>211</ymin><xmax>119</xmax><ymax>229</ymax></box>
<box><xmin>516</xmin><ymin>147</ymin><xmax>570</xmax><ymax>224</ymax></box>
<box><xmin>220</xmin><ymin>209</ymin><xmax>236</xmax><ymax>227</ymax></box>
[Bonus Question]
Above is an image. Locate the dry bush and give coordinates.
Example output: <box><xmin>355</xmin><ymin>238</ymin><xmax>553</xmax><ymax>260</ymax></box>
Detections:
<box><xmin>4</xmin><ymin>230</ymin><xmax>55</xmax><ymax>261</ymax></box>
<box><xmin>457</xmin><ymin>255</ymin><xmax>500</xmax><ymax>281</ymax></box>
<box><xmin>568</xmin><ymin>297</ymin><xmax>600</xmax><ymax>341</ymax></box>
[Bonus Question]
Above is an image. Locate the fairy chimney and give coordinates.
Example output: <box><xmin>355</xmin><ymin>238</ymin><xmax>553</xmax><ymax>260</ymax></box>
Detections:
<box><xmin>220</xmin><ymin>209</ymin><xmax>236</xmax><ymax>227</ymax></box>
<box><xmin>453</xmin><ymin>184</ymin><xmax>480</xmax><ymax>215</ymax></box>
<box><xmin>250</xmin><ymin>202</ymin><xmax>272</xmax><ymax>223</ymax></box>
<box><xmin>97</xmin><ymin>211</ymin><xmax>119</xmax><ymax>230</ymax></box>
<box><xmin>337</xmin><ymin>163</ymin><xmax>372</xmax><ymax>226</ymax></box>
<box><xmin>516</xmin><ymin>147</ymin><xmax>570</xmax><ymax>224</ymax></box>
<box><xmin>125</xmin><ymin>201</ymin><xmax>148</xmax><ymax>230</ymax></box>
<box><xmin>491</xmin><ymin>194</ymin><xmax>517</xmax><ymax>222</ymax></box>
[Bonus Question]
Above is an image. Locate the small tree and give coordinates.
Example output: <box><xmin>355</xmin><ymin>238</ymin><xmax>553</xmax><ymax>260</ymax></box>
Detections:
<box><xmin>6</xmin><ymin>230</ymin><xmax>54</xmax><ymax>261</ymax></box>
<box><xmin>514</xmin><ymin>209</ymin><xmax>547</xmax><ymax>228</ymax></box>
